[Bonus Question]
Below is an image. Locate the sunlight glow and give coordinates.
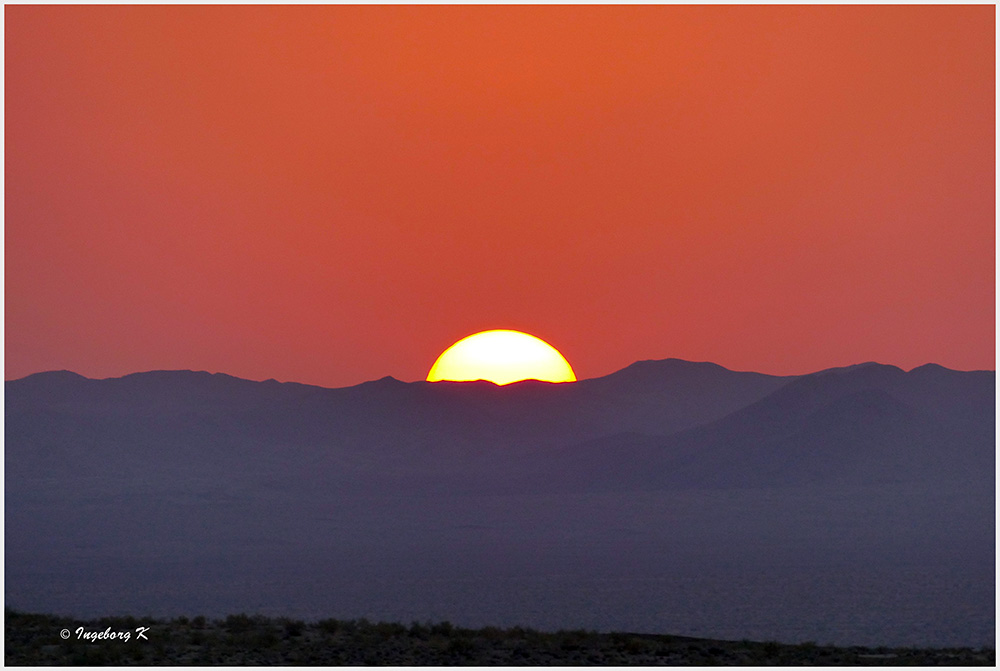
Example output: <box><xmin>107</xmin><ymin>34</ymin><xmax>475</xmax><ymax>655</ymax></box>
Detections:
<box><xmin>427</xmin><ymin>330</ymin><xmax>576</xmax><ymax>385</ymax></box>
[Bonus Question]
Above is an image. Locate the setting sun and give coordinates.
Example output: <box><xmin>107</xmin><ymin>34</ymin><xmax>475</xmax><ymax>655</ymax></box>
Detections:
<box><xmin>427</xmin><ymin>330</ymin><xmax>576</xmax><ymax>385</ymax></box>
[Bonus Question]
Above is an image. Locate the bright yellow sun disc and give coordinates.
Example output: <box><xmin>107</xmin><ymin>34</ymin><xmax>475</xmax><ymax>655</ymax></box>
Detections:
<box><xmin>427</xmin><ymin>330</ymin><xmax>576</xmax><ymax>385</ymax></box>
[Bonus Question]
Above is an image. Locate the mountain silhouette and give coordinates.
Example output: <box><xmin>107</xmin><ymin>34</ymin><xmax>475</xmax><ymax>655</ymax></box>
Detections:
<box><xmin>526</xmin><ymin>362</ymin><xmax>993</xmax><ymax>493</ymax></box>
<box><xmin>6</xmin><ymin>359</ymin><xmax>992</xmax><ymax>495</ymax></box>
<box><xmin>5</xmin><ymin>359</ymin><xmax>794</xmax><ymax>491</ymax></box>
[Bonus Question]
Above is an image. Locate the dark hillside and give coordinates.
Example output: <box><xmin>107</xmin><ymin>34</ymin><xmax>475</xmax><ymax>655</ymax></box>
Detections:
<box><xmin>5</xmin><ymin>610</ymin><xmax>994</xmax><ymax>666</ymax></box>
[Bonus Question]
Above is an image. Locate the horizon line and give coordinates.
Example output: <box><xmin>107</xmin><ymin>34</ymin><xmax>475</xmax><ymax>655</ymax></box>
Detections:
<box><xmin>5</xmin><ymin>358</ymin><xmax>994</xmax><ymax>389</ymax></box>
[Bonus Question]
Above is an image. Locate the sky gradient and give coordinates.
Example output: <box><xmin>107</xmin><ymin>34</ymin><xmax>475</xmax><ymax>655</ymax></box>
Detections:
<box><xmin>5</xmin><ymin>5</ymin><xmax>995</xmax><ymax>387</ymax></box>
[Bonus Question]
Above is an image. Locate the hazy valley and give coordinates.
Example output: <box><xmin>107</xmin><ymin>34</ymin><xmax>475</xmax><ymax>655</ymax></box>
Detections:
<box><xmin>5</xmin><ymin>359</ymin><xmax>994</xmax><ymax>648</ymax></box>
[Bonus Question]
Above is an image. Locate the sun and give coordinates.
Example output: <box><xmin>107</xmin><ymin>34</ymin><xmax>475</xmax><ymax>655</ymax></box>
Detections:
<box><xmin>427</xmin><ymin>330</ymin><xmax>577</xmax><ymax>385</ymax></box>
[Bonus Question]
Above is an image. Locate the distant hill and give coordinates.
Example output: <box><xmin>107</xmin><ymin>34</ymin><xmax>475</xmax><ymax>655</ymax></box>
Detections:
<box><xmin>542</xmin><ymin>362</ymin><xmax>993</xmax><ymax>492</ymax></box>
<box><xmin>5</xmin><ymin>359</ymin><xmax>796</xmax><ymax>493</ymax></box>
<box><xmin>9</xmin><ymin>358</ymin><xmax>988</xmax><ymax>493</ymax></box>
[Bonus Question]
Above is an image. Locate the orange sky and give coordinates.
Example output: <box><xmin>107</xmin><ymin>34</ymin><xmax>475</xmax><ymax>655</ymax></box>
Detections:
<box><xmin>5</xmin><ymin>5</ymin><xmax>995</xmax><ymax>386</ymax></box>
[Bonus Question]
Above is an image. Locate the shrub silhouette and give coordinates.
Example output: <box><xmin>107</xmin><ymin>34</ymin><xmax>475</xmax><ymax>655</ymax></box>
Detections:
<box><xmin>282</xmin><ymin>619</ymin><xmax>305</xmax><ymax>638</ymax></box>
<box><xmin>317</xmin><ymin>618</ymin><xmax>340</xmax><ymax>634</ymax></box>
<box><xmin>224</xmin><ymin>614</ymin><xmax>255</xmax><ymax>633</ymax></box>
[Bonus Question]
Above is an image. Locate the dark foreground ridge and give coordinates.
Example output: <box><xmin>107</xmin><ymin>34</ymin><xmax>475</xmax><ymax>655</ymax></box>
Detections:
<box><xmin>5</xmin><ymin>610</ymin><xmax>994</xmax><ymax>666</ymax></box>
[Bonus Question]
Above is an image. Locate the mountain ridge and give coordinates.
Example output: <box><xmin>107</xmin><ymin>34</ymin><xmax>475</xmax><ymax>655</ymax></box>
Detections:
<box><xmin>8</xmin><ymin>357</ymin><xmax>991</xmax><ymax>389</ymax></box>
<box><xmin>6</xmin><ymin>358</ymin><xmax>992</xmax><ymax>490</ymax></box>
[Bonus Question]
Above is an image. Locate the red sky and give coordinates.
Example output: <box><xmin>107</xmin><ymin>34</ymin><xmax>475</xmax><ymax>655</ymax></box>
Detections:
<box><xmin>5</xmin><ymin>5</ymin><xmax>995</xmax><ymax>387</ymax></box>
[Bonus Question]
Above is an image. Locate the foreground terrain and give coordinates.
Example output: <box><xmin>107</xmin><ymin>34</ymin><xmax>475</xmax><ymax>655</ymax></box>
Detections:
<box><xmin>5</xmin><ymin>610</ymin><xmax>994</xmax><ymax>666</ymax></box>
